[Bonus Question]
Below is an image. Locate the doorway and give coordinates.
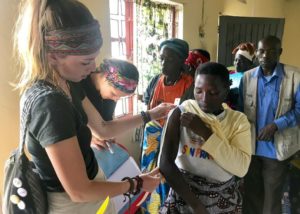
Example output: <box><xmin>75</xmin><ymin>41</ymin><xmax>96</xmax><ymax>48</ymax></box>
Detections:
<box><xmin>218</xmin><ymin>15</ymin><xmax>285</xmax><ymax>66</ymax></box>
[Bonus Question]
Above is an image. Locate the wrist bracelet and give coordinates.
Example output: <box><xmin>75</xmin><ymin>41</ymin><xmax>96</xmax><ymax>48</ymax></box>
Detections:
<box><xmin>121</xmin><ymin>177</ymin><xmax>134</xmax><ymax>194</ymax></box>
<box><xmin>141</xmin><ymin>111</ymin><xmax>151</xmax><ymax>124</ymax></box>
<box><xmin>132</xmin><ymin>176</ymin><xmax>143</xmax><ymax>195</ymax></box>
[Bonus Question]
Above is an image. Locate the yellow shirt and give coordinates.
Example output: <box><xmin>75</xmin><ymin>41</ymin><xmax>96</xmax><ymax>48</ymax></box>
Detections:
<box><xmin>179</xmin><ymin>100</ymin><xmax>252</xmax><ymax>178</ymax></box>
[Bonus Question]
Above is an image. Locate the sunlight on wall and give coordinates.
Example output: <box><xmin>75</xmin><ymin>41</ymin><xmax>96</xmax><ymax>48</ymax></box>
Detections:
<box><xmin>83</xmin><ymin>0</ymin><xmax>112</xmax><ymax>63</ymax></box>
<box><xmin>172</xmin><ymin>0</ymin><xmax>224</xmax><ymax>61</ymax></box>
<box><xmin>281</xmin><ymin>0</ymin><xmax>300</xmax><ymax>67</ymax></box>
<box><xmin>0</xmin><ymin>0</ymin><xmax>20</xmax><ymax>192</ymax></box>
<box><xmin>223</xmin><ymin>0</ymin><xmax>285</xmax><ymax>18</ymax></box>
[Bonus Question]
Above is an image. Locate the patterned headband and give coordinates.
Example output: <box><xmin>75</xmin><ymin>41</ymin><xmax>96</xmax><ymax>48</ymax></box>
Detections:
<box><xmin>45</xmin><ymin>20</ymin><xmax>102</xmax><ymax>55</ymax></box>
<box><xmin>100</xmin><ymin>64</ymin><xmax>138</xmax><ymax>94</ymax></box>
<box><xmin>185</xmin><ymin>51</ymin><xmax>209</xmax><ymax>69</ymax></box>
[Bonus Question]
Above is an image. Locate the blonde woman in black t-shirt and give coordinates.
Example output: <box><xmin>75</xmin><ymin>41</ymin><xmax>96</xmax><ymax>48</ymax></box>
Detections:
<box><xmin>13</xmin><ymin>0</ymin><xmax>174</xmax><ymax>213</ymax></box>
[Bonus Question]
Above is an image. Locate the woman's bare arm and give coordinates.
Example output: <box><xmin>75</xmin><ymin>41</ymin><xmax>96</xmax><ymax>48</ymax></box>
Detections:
<box><xmin>46</xmin><ymin>136</ymin><xmax>160</xmax><ymax>202</ymax></box>
<box><xmin>83</xmin><ymin>97</ymin><xmax>174</xmax><ymax>139</ymax></box>
<box><xmin>159</xmin><ymin>108</ymin><xmax>208</xmax><ymax>213</ymax></box>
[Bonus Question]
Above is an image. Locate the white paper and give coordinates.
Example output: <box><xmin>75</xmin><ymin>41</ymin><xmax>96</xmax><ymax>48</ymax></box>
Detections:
<box><xmin>108</xmin><ymin>157</ymin><xmax>141</xmax><ymax>212</ymax></box>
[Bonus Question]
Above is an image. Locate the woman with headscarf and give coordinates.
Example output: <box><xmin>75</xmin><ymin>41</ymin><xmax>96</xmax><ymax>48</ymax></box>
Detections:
<box><xmin>229</xmin><ymin>42</ymin><xmax>256</xmax><ymax>88</ymax></box>
<box><xmin>185</xmin><ymin>49</ymin><xmax>211</xmax><ymax>77</ymax></box>
<box><xmin>232</xmin><ymin>42</ymin><xmax>256</xmax><ymax>73</ymax></box>
<box><xmin>228</xmin><ymin>42</ymin><xmax>256</xmax><ymax>109</ymax></box>
<box><xmin>81</xmin><ymin>58</ymin><xmax>139</xmax><ymax>150</ymax></box>
<box><xmin>80</xmin><ymin>58</ymin><xmax>174</xmax><ymax>150</ymax></box>
<box><xmin>141</xmin><ymin>38</ymin><xmax>193</xmax><ymax>213</ymax></box>
<box><xmin>180</xmin><ymin>49</ymin><xmax>211</xmax><ymax>103</ymax></box>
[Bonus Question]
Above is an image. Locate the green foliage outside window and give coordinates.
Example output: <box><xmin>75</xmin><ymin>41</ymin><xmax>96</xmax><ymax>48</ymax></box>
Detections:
<box><xmin>135</xmin><ymin>0</ymin><xmax>175</xmax><ymax>94</ymax></box>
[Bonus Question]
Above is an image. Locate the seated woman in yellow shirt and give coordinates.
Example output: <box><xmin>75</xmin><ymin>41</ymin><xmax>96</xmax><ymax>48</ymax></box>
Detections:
<box><xmin>159</xmin><ymin>62</ymin><xmax>252</xmax><ymax>214</ymax></box>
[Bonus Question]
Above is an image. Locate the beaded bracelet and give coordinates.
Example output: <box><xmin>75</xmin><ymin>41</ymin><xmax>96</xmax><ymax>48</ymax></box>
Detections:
<box><xmin>132</xmin><ymin>176</ymin><xmax>143</xmax><ymax>195</ymax></box>
<box><xmin>121</xmin><ymin>176</ymin><xmax>137</xmax><ymax>213</ymax></box>
<box><xmin>141</xmin><ymin>111</ymin><xmax>151</xmax><ymax>124</ymax></box>
<box><xmin>121</xmin><ymin>177</ymin><xmax>134</xmax><ymax>194</ymax></box>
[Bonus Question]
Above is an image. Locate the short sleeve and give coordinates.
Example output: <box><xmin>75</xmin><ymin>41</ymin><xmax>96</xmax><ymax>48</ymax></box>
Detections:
<box><xmin>28</xmin><ymin>93</ymin><xmax>77</xmax><ymax>147</ymax></box>
<box><xmin>70</xmin><ymin>82</ymin><xmax>86</xmax><ymax>101</ymax></box>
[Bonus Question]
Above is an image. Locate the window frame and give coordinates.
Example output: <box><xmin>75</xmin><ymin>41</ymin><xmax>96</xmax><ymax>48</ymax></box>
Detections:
<box><xmin>109</xmin><ymin>0</ymin><xmax>134</xmax><ymax>118</ymax></box>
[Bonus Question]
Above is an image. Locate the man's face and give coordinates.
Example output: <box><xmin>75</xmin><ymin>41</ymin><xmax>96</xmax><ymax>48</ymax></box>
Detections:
<box><xmin>256</xmin><ymin>40</ymin><xmax>282</xmax><ymax>71</ymax></box>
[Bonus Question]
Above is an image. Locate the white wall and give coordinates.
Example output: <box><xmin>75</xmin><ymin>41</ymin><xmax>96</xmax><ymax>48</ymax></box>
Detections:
<box><xmin>172</xmin><ymin>0</ymin><xmax>224</xmax><ymax>61</ymax></box>
<box><xmin>281</xmin><ymin>0</ymin><xmax>300</xmax><ymax>67</ymax></box>
<box><xmin>0</xmin><ymin>0</ymin><xmax>20</xmax><ymax>192</ymax></box>
<box><xmin>83</xmin><ymin>0</ymin><xmax>112</xmax><ymax>61</ymax></box>
<box><xmin>223</xmin><ymin>0</ymin><xmax>285</xmax><ymax>17</ymax></box>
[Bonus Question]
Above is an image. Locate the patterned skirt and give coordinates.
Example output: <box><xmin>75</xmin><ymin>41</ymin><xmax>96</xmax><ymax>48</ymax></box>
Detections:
<box><xmin>160</xmin><ymin>170</ymin><xmax>242</xmax><ymax>214</ymax></box>
<box><xmin>140</xmin><ymin>121</ymin><xmax>170</xmax><ymax>214</ymax></box>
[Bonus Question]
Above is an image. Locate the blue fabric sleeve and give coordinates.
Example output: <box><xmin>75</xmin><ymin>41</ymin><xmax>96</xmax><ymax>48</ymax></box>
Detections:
<box><xmin>274</xmin><ymin>84</ymin><xmax>300</xmax><ymax>130</ymax></box>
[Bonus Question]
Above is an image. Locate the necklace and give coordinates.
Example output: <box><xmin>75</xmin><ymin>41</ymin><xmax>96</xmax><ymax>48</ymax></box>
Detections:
<box><xmin>162</xmin><ymin>76</ymin><xmax>181</xmax><ymax>104</ymax></box>
<box><xmin>57</xmin><ymin>78</ymin><xmax>72</xmax><ymax>101</ymax></box>
<box><xmin>164</xmin><ymin>74</ymin><xmax>181</xmax><ymax>86</ymax></box>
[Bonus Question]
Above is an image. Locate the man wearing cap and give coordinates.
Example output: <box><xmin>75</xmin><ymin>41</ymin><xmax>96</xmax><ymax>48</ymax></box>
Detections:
<box><xmin>240</xmin><ymin>35</ymin><xmax>300</xmax><ymax>214</ymax></box>
<box><xmin>141</xmin><ymin>38</ymin><xmax>193</xmax><ymax>213</ymax></box>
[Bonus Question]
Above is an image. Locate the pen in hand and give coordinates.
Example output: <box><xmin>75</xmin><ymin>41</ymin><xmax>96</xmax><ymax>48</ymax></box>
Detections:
<box><xmin>105</xmin><ymin>140</ymin><xmax>114</xmax><ymax>154</ymax></box>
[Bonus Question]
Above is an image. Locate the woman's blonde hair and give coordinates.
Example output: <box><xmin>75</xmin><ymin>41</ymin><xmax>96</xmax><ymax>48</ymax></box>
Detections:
<box><xmin>14</xmin><ymin>0</ymin><xmax>95</xmax><ymax>94</ymax></box>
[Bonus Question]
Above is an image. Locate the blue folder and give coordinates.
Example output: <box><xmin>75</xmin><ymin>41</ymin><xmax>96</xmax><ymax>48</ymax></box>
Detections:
<box><xmin>92</xmin><ymin>144</ymin><xmax>129</xmax><ymax>178</ymax></box>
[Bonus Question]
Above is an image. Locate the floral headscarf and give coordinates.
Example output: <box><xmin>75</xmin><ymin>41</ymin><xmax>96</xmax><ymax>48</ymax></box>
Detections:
<box><xmin>98</xmin><ymin>61</ymin><xmax>138</xmax><ymax>94</ymax></box>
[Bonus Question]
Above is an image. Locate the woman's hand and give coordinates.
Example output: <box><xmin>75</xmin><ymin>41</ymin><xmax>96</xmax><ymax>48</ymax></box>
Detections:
<box><xmin>139</xmin><ymin>167</ymin><xmax>161</xmax><ymax>192</ymax></box>
<box><xmin>148</xmin><ymin>103</ymin><xmax>176</xmax><ymax>120</ymax></box>
<box><xmin>180</xmin><ymin>112</ymin><xmax>205</xmax><ymax>129</ymax></box>
<box><xmin>180</xmin><ymin>112</ymin><xmax>212</xmax><ymax>140</ymax></box>
<box><xmin>91</xmin><ymin>136</ymin><xmax>115</xmax><ymax>151</ymax></box>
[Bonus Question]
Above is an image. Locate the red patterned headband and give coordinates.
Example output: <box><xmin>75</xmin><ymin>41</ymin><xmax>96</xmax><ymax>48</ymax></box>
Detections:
<box><xmin>45</xmin><ymin>20</ymin><xmax>102</xmax><ymax>55</ymax></box>
<box><xmin>185</xmin><ymin>51</ymin><xmax>209</xmax><ymax>70</ymax></box>
<box><xmin>99</xmin><ymin>64</ymin><xmax>138</xmax><ymax>94</ymax></box>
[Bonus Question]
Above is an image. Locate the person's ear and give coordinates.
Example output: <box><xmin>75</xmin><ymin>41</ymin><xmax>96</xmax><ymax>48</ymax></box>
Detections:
<box><xmin>47</xmin><ymin>53</ymin><xmax>61</xmax><ymax>66</ymax></box>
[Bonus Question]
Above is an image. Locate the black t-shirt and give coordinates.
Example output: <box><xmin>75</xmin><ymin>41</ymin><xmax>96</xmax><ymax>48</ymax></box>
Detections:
<box><xmin>81</xmin><ymin>76</ymin><xmax>116</xmax><ymax>121</ymax></box>
<box><xmin>26</xmin><ymin>81</ymin><xmax>98</xmax><ymax>192</ymax></box>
